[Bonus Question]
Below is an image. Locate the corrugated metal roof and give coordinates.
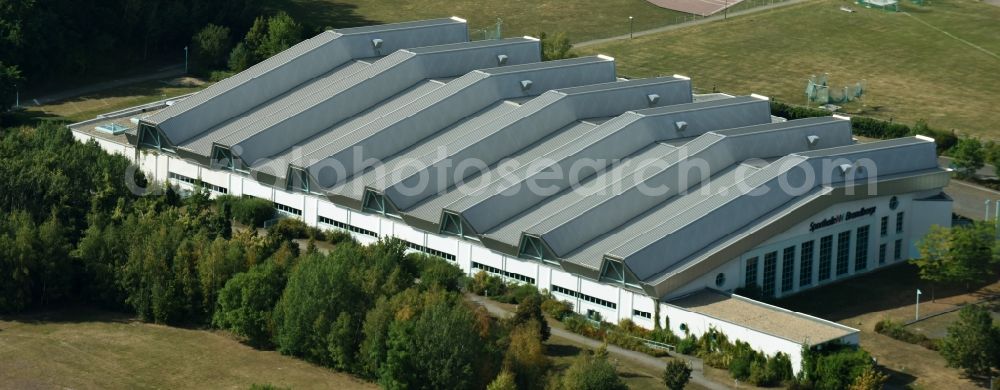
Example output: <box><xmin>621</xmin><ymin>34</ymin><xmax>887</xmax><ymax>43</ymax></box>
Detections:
<box><xmin>177</xmin><ymin>60</ymin><xmax>372</xmax><ymax>156</ymax></box>
<box><xmin>533</xmin><ymin>117</ymin><xmax>854</xmax><ymax>257</ymax></box>
<box><xmin>146</xmin><ymin>31</ymin><xmax>342</xmax><ymax>127</ymax></box>
<box><xmin>303</xmin><ymin>56</ymin><xmax>617</xmax><ymax>188</ymax></box>
<box><xmin>482</xmin><ymin>142</ymin><xmax>677</xmax><ymax>247</ymax></box>
<box><xmin>449</xmin><ymin>96</ymin><xmax>772</xmax><ymax>234</ymax></box>
<box><xmin>224</xmin><ymin>38</ymin><xmax>541</xmax><ymax>164</ymax></box>
<box><xmin>380</xmin><ymin>76</ymin><xmax>693</xmax><ymax>210</ymax></box>
<box><xmin>616</xmin><ymin>154</ymin><xmax>808</xmax><ymax>278</ymax></box>
<box><xmin>251</xmin><ymin>79</ymin><xmax>445</xmax><ymax>176</ymax></box>
<box><xmin>330</xmin><ymin>100</ymin><xmax>522</xmax><ymax>203</ymax></box>
<box><xmin>564</xmin><ymin>165</ymin><xmax>753</xmax><ymax>270</ymax></box>
<box><xmin>401</xmin><ymin>120</ymin><xmax>599</xmax><ymax>224</ymax></box>
<box><xmin>148</xmin><ymin>18</ymin><xmax>468</xmax><ymax>146</ymax></box>
<box><xmin>531</xmin><ymin>134</ymin><xmax>724</xmax><ymax>256</ymax></box>
<box><xmin>220</xmin><ymin>52</ymin><xmax>416</xmax><ymax>150</ymax></box>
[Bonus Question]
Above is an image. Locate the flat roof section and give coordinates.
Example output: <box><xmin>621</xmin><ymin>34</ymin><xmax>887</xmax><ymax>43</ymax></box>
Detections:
<box><xmin>669</xmin><ymin>289</ymin><xmax>858</xmax><ymax>346</ymax></box>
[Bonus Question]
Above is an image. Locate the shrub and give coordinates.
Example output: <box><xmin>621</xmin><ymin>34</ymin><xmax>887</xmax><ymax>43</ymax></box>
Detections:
<box><xmin>415</xmin><ymin>255</ymin><xmax>466</xmax><ymax>292</ymax></box>
<box><xmin>648</xmin><ymin>328</ymin><xmax>680</xmax><ymax>346</ymax></box>
<box><xmin>563</xmin><ymin>314</ymin><xmax>601</xmax><ymax>338</ymax></box>
<box><xmin>325</xmin><ymin>229</ymin><xmax>356</xmax><ymax>246</ymax></box>
<box><xmin>766</xmin><ymin>352</ymin><xmax>794</xmax><ymax>385</ymax></box>
<box><xmin>675</xmin><ymin>335</ymin><xmax>698</xmax><ymax>355</ymax></box>
<box><xmin>874</xmin><ymin>318</ymin><xmax>938</xmax><ymax>350</ymax></box>
<box><xmin>728</xmin><ymin>353</ymin><xmax>752</xmax><ymax>380</ymax></box>
<box><xmin>541</xmin><ymin>295</ymin><xmax>573</xmax><ymax>320</ymax></box>
<box><xmin>468</xmin><ymin>271</ymin><xmax>507</xmax><ymax>297</ymax></box>
<box><xmin>808</xmin><ymin>345</ymin><xmax>874</xmax><ymax>390</ymax></box>
<box><xmin>556</xmin><ymin>346</ymin><xmax>628</xmax><ymax>390</ymax></box>
<box><xmin>662</xmin><ymin>359</ymin><xmax>692</xmax><ymax>390</ymax></box>
<box><xmin>747</xmin><ymin>359</ymin><xmax>770</xmax><ymax>386</ymax></box>
<box><xmin>231</xmin><ymin>197</ymin><xmax>274</xmax><ymax>227</ymax></box>
<box><xmin>267</xmin><ymin>218</ymin><xmax>308</xmax><ymax>241</ymax></box>
<box><xmin>727</xmin><ymin>341</ymin><xmax>760</xmax><ymax>380</ymax></box>
<box><xmin>496</xmin><ymin>283</ymin><xmax>539</xmax><ymax>304</ymax></box>
<box><xmin>604</xmin><ymin>330</ymin><xmax>668</xmax><ymax>357</ymax></box>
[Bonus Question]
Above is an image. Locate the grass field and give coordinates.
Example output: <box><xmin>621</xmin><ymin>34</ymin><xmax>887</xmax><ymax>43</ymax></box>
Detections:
<box><xmin>578</xmin><ymin>0</ymin><xmax>1000</xmax><ymax>139</ymax></box>
<box><xmin>0</xmin><ymin>309</ymin><xmax>375</xmax><ymax>390</ymax></box>
<box><xmin>263</xmin><ymin>0</ymin><xmax>692</xmax><ymax>43</ymax></box>
<box><xmin>24</xmin><ymin>77</ymin><xmax>206</xmax><ymax>123</ymax></box>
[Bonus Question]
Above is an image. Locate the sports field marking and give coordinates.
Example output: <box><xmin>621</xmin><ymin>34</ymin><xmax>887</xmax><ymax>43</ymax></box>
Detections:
<box><xmin>903</xmin><ymin>12</ymin><xmax>999</xmax><ymax>60</ymax></box>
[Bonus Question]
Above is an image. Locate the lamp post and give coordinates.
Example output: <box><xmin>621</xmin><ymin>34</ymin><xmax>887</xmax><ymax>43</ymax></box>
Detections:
<box><xmin>184</xmin><ymin>46</ymin><xmax>189</xmax><ymax>74</ymax></box>
<box><xmin>629</xmin><ymin>16</ymin><xmax>634</xmax><ymax>39</ymax></box>
<box><xmin>14</xmin><ymin>84</ymin><xmax>18</xmax><ymax>108</ymax></box>
<box><xmin>995</xmin><ymin>200</ymin><xmax>1000</xmax><ymax>238</ymax></box>
<box><xmin>915</xmin><ymin>289</ymin><xmax>922</xmax><ymax>321</ymax></box>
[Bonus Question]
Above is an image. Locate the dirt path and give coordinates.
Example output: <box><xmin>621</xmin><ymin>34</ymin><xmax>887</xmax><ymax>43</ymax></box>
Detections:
<box><xmin>465</xmin><ymin>293</ymin><xmax>731</xmax><ymax>390</ymax></box>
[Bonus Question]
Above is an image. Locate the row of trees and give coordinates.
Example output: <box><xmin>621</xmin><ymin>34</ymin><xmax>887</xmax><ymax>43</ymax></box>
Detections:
<box><xmin>0</xmin><ymin>0</ymin><xmax>264</xmax><ymax>102</ymax></box>
<box><xmin>190</xmin><ymin>12</ymin><xmax>305</xmax><ymax>79</ymax></box>
<box><xmin>0</xmin><ymin>121</ymin><xmax>637</xmax><ymax>389</ymax></box>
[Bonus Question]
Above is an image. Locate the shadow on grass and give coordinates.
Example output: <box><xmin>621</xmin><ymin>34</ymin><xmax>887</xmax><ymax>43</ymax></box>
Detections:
<box><xmin>618</xmin><ymin>371</ymin><xmax>655</xmax><ymax>379</ymax></box>
<box><xmin>1</xmin><ymin>110</ymin><xmax>67</xmax><ymax>128</ymax></box>
<box><xmin>43</xmin><ymin>79</ymin><xmax>201</xmax><ymax>105</ymax></box>
<box><xmin>546</xmin><ymin>343</ymin><xmax>583</xmax><ymax>358</ymax></box>
<box><xmin>776</xmin><ymin>262</ymin><xmax>1000</xmax><ymax>321</ymax></box>
<box><xmin>261</xmin><ymin>0</ymin><xmax>380</xmax><ymax>31</ymax></box>
<box><xmin>882</xmin><ymin>365</ymin><xmax>918</xmax><ymax>389</ymax></box>
<box><xmin>0</xmin><ymin>306</ymin><xmax>134</xmax><ymax>325</ymax></box>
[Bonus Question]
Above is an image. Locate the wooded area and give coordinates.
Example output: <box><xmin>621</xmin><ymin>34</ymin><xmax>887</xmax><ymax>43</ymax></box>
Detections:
<box><xmin>0</xmin><ymin>0</ymin><xmax>296</xmax><ymax>107</ymax></box>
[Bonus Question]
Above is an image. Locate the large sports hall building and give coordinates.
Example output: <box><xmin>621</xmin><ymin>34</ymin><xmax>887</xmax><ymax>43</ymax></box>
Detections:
<box><xmin>71</xmin><ymin>18</ymin><xmax>952</xmax><ymax>370</ymax></box>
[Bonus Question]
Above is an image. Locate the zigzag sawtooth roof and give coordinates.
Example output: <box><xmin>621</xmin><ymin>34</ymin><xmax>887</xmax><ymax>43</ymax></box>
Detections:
<box><xmin>147</xmin><ymin>17</ymin><xmax>469</xmax><ymax>147</ymax></box>
<box><xmin>136</xmin><ymin>19</ymin><xmax>948</xmax><ymax>296</ymax></box>
<box><xmin>224</xmin><ymin>38</ymin><xmax>544</xmax><ymax>167</ymax></box>
<box><xmin>373</xmin><ymin>76</ymin><xmax>695</xmax><ymax>212</ymax></box>
<box><xmin>445</xmin><ymin>95</ymin><xmax>775</xmax><ymax>237</ymax></box>
<box><xmin>300</xmin><ymin>56</ymin><xmax>617</xmax><ymax>188</ymax></box>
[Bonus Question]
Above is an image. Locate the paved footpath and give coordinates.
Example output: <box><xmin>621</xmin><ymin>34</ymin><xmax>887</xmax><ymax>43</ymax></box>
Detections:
<box><xmin>466</xmin><ymin>293</ymin><xmax>731</xmax><ymax>390</ymax></box>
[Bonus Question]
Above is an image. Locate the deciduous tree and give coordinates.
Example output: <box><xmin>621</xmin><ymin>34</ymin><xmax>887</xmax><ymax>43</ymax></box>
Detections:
<box><xmin>952</xmin><ymin>136</ymin><xmax>985</xmax><ymax>178</ymax></box>
<box><xmin>939</xmin><ymin>304</ymin><xmax>998</xmax><ymax>376</ymax></box>
<box><xmin>556</xmin><ymin>346</ymin><xmax>628</xmax><ymax>390</ymax></box>
<box><xmin>192</xmin><ymin>24</ymin><xmax>232</xmax><ymax>73</ymax></box>
<box><xmin>503</xmin><ymin>321</ymin><xmax>550</xmax><ymax>390</ymax></box>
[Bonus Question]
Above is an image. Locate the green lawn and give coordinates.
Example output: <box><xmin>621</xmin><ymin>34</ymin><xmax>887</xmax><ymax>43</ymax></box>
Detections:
<box><xmin>0</xmin><ymin>309</ymin><xmax>375</xmax><ymax>390</ymax></box>
<box><xmin>263</xmin><ymin>0</ymin><xmax>690</xmax><ymax>43</ymax></box>
<box><xmin>578</xmin><ymin>0</ymin><xmax>1000</xmax><ymax>139</ymax></box>
<box><xmin>26</xmin><ymin>78</ymin><xmax>207</xmax><ymax>123</ymax></box>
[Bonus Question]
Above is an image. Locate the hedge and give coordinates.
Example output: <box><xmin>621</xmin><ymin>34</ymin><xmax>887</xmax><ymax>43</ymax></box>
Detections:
<box><xmin>770</xmin><ymin>101</ymin><xmax>958</xmax><ymax>154</ymax></box>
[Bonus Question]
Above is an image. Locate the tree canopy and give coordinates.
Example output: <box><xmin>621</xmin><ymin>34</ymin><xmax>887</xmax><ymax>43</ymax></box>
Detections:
<box><xmin>915</xmin><ymin>222</ymin><xmax>999</xmax><ymax>293</ymax></box>
<box><xmin>939</xmin><ymin>304</ymin><xmax>999</xmax><ymax>376</ymax></box>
